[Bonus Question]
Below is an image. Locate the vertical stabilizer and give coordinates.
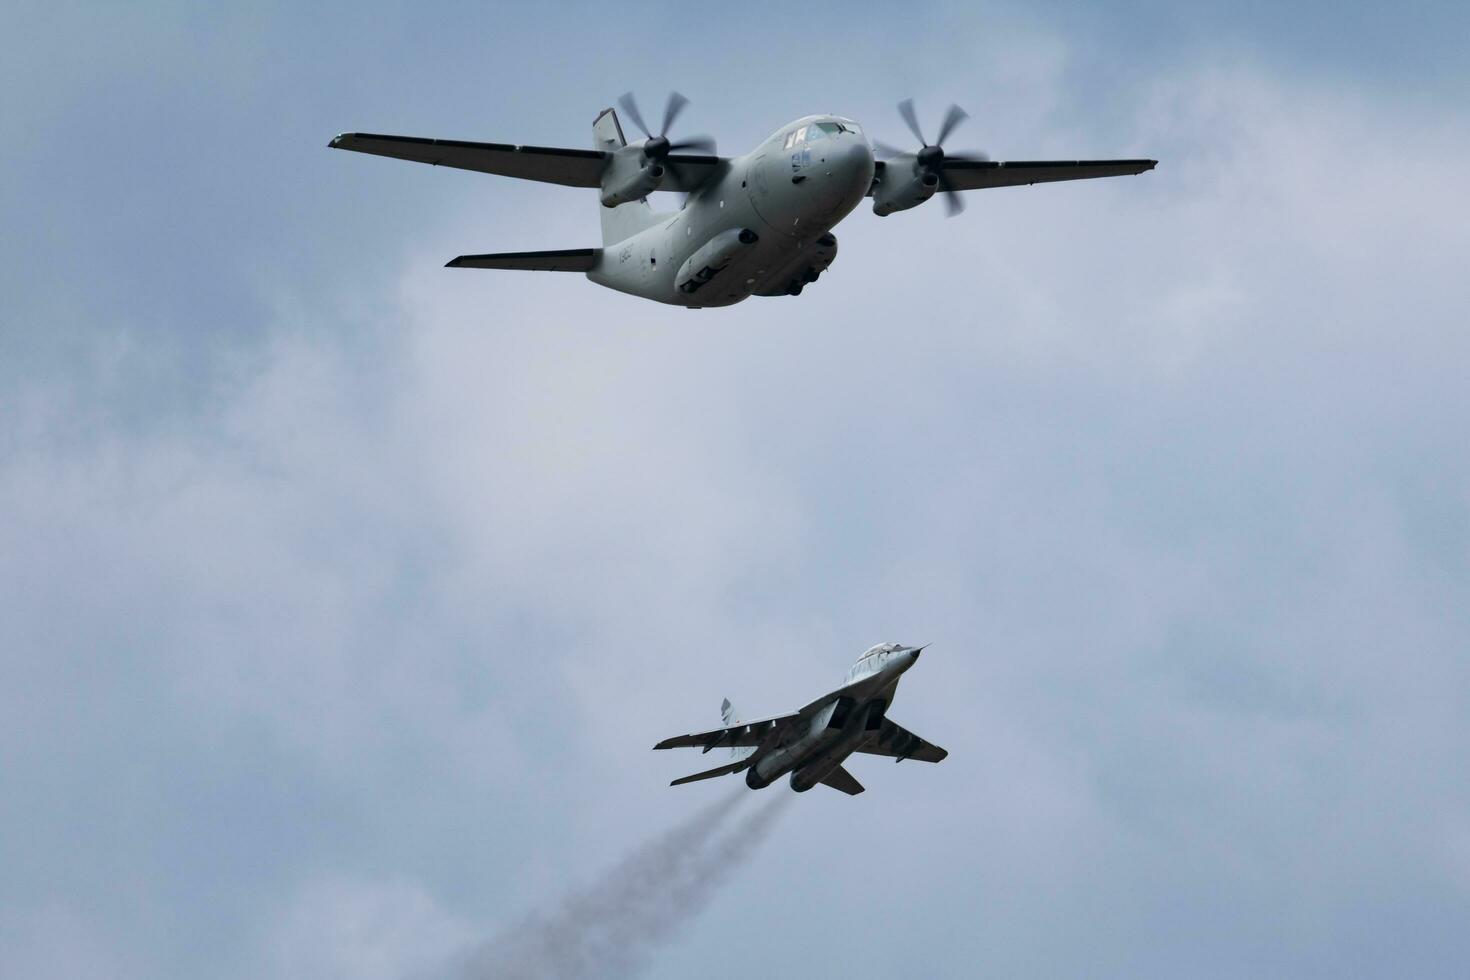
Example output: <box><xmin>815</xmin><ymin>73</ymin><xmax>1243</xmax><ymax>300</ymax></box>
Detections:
<box><xmin>720</xmin><ymin>698</ymin><xmax>755</xmax><ymax>761</ymax></box>
<box><xmin>593</xmin><ymin>107</ymin><xmax>661</xmax><ymax>246</ymax></box>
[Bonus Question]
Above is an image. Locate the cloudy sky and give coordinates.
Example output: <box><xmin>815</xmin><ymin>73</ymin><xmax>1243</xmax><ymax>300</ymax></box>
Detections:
<box><xmin>3</xmin><ymin>2</ymin><xmax>1468</xmax><ymax>977</ymax></box>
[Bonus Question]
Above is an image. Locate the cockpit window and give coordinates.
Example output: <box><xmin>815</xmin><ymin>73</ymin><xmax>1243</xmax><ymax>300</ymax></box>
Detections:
<box><xmin>784</xmin><ymin>121</ymin><xmax>856</xmax><ymax>149</ymax></box>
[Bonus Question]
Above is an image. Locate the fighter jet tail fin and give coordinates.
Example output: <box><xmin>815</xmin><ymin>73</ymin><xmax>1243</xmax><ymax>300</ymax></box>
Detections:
<box><xmin>818</xmin><ymin>764</ymin><xmax>865</xmax><ymax>796</ymax></box>
<box><xmin>670</xmin><ymin>758</ymin><xmax>748</xmax><ymax>787</ymax></box>
<box><xmin>721</xmin><ymin>698</ymin><xmax>740</xmax><ymax>758</ymax></box>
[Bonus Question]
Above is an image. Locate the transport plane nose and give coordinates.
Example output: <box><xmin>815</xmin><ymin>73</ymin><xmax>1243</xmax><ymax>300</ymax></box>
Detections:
<box><xmin>834</xmin><ymin>136</ymin><xmax>874</xmax><ymax>185</ymax></box>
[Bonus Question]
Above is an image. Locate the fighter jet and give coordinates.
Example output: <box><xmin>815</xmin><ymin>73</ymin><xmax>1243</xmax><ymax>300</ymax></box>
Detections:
<box><xmin>329</xmin><ymin>92</ymin><xmax>1155</xmax><ymax>308</ymax></box>
<box><xmin>653</xmin><ymin>643</ymin><xmax>947</xmax><ymax>796</ymax></box>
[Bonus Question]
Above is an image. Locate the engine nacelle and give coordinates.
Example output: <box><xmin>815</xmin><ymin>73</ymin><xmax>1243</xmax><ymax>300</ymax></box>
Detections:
<box><xmin>787</xmin><ymin>700</ymin><xmax>875</xmax><ymax>792</ymax></box>
<box><xmin>600</xmin><ymin>145</ymin><xmax>665</xmax><ymax>207</ymax></box>
<box><xmin>871</xmin><ymin>156</ymin><xmax>939</xmax><ymax>216</ymax></box>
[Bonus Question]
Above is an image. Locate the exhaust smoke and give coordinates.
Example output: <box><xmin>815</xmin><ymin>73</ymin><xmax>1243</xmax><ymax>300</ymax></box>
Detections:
<box><xmin>457</xmin><ymin>789</ymin><xmax>791</xmax><ymax>979</ymax></box>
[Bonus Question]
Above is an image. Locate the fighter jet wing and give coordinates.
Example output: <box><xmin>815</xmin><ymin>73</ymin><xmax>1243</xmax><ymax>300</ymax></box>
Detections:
<box><xmin>653</xmin><ymin>711</ymin><xmax>801</xmax><ymax>752</ymax></box>
<box><xmin>818</xmin><ymin>764</ymin><xmax>865</xmax><ymax>795</ymax></box>
<box><xmin>937</xmin><ymin>158</ymin><xmax>1157</xmax><ymax>191</ymax></box>
<box><xmin>855</xmin><ymin>719</ymin><xmax>949</xmax><ymax>763</ymax></box>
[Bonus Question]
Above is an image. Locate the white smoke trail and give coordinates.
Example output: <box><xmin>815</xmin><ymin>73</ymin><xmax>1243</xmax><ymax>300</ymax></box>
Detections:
<box><xmin>456</xmin><ymin>788</ymin><xmax>791</xmax><ymax>980</ymax></box>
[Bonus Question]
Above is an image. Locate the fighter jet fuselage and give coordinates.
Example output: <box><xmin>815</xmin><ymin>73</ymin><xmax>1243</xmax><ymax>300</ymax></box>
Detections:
<box><xmin>655</xmin><ymin>643</ymin><xmax>946</xmax><ymax>797</ymax></box>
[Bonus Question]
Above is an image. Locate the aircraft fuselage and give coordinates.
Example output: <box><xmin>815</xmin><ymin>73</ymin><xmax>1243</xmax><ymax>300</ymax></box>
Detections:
<box><xmin>587</xmin><ymin>116</ymin><xmax>874</xmax><ymax>307</ymax></box>
<box><xmin>744</xmin><ymin>645</ymin><xmax>917</xmax><ymax>792</ymax></box>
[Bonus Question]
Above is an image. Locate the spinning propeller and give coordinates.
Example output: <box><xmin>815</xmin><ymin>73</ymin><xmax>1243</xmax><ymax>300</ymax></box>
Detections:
<box><xmin>617</xmin><ymin>91</ymin><xmax>716</xmax><ymax>187</ymax></box>
<box><xmin>874</xmin><ymin>99</ymin><xmax>989</xmax><ymax>216</ymax></box>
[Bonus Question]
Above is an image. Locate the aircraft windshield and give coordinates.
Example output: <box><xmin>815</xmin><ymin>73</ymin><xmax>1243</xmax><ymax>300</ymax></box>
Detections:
<box><xmin>784</xmin><ymin>121</ymin><xmax>861</xmax><ymax>149</ymax></box>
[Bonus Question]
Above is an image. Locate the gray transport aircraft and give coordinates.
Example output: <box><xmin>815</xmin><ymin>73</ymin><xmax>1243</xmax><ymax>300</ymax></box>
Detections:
<box><xmin>653</xmin><ymin>643</ymin><xmax>946</xmax><ymax>796</ymax></box>
<box><xmin>330</xmin><ymin>92</ymin><xmax>1156</xmax><ymax>308</ymax></box>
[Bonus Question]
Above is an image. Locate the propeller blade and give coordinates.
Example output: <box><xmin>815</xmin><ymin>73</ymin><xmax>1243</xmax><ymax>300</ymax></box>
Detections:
<box><xmin>668</xmin><ymin>135</ymin><xmax>717</xmax><ymax>154</ymax></box>
<box><xmin>897</xmin><ymin>98</ymin><xmax>926</xmax><ymax>146</ymax></box>
<box><xmin>660</xmin><ymin>91</ymin><xmax>690</xmax><ymax>138</ymax></box>
<box><xmin>938</xmin><ymin>171</ymin><xmax>965</xmax><ymax>217</ymax></box>
<box><xmin>871</xmin><ymin>139</ymin><xmax>907</xmax><ymax>160</ymax></box>
<box><xmin>935</xmin><ymin>103</ymin><xmax>969</xmax><ymax>146</ymax></box>
<box><xmin>618</xmin><ymin>92</ymin><xmax>652</xmax><ymax>140</ymax></box>
<box><xmin>943</xmin><ymin>150</ymin><xmax>992</xmax><ymax>164</ymax></box>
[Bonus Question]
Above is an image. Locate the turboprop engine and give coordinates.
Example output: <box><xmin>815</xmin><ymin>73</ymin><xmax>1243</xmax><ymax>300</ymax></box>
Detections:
<box><xmin>601</xmin><ymin>90</ymin><xmax>718</xmax><ymax>208</ymax></box>
<box><xmin>871</xmin><ymin>99</ymin><xmax>986</xmax><ymax>217</ymax></box>
<box><xmin>871</xmin><ymin>155</ymin><xmax>939</xmax><ymax>216</ymax></box>
<box><xmin>600</xmin><ymin>143</ymin><xmax>666</xmax><ymax>207</ymax></box>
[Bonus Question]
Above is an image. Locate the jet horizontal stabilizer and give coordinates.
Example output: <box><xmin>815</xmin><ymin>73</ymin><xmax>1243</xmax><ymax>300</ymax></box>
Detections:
<box><xmin>670</xmin><ymin>758</ymin><xmax>749</xmax><ymax>786</ymax></box>
<box><xmin>819</xmin><ymin>764</ymin><xmax>865</xmax><ymax>795</ymax></box>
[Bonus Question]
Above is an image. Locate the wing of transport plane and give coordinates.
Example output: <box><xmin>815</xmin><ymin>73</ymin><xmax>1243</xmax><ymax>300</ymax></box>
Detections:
<box><xmin>329</xmin><ymin>132</ymin><xmax>723</xmax><ymax>191</ymax></box>
<box><xmin>653</xmin><ymin>711</ymin><xmax>802</xmax><ymax>752</ymax></box>
<box><xmin>819</xmin><ymin>764</ymin><xmax>865</xmax><ymax>795</ymax></box>
<box><xmin>856</xmin><ymin>719</ymin><xmax>948</xmax><ymax>764</ymax></box>
<box><xmin>446</xmin><ymin>248</ymin><xmax>600</xmax><ymax>271</ymax></box>
<box><xmin>934</xmin><ymin>158</ymin><xmax>1157</xmax><ymax>190</ymax></box>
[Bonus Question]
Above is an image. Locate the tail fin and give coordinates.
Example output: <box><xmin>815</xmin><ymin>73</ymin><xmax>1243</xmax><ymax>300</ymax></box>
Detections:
<box><xmin>593</xmin><ymin>107</ymin><xmax>659</xmax><ymax>246</ymax></box>
<box><xmin>720</xmin><ymin>698</ymin><xmax>755</xmax><ymax>761</ymax></box>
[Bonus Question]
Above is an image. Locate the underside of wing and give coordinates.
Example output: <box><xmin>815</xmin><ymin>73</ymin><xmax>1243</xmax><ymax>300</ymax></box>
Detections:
<box><xmin>446</xmin><ymin>248</ymin><xmax>599</xmax><ymax>272</ymax></box>
<box><xmin>653</xmin><ymin>711</ymin><xmax>800</xmax><ymax>752</ymax></box>
<box><xmin>329</xmin><ymin>132</ymin><xmax>607</xmax><ymax>187</ymax></box>
<box><xmin>856</xmin><ymin>719</ymin><xmax>948</xmax><ymax>764</ymax></box>
<box><xmin>658</xmin><ymin>154</ymin><xmax>726</xmax><ymax>193</ymax></box>
<box><xmin>939</xmin><ymin>158</ymin><xmax>1157</xmax><ymax>191</ymax></box>
<box><xmin>818</xmin><ymin>764</ymin><xmax>865</xmax><ymax>796</ymax></box>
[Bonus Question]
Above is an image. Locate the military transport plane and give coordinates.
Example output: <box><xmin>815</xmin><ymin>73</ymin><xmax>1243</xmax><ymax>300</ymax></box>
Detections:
<box><xmin>329</xmin><ymin>92</ymin><xmax>1156</xmax><ymax>309</ymax></box>
<box><xmin>653</xmin><ymin>643</ymin><xmax>946</xmax><ymax>796</ymax></box>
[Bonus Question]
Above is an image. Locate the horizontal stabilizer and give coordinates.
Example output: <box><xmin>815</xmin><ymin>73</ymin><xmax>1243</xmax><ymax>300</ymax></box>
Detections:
<box><xmin>819</xmin><ymin>765</ymin><xmax>865</xmax><ymax>796</ymax></box>
<box><xmin>446</xmin><ymin>248</ymin><xmax>599</xmax><ymax>272</ymax></box>
<box><xmin>670</xmin><ymin>759</ymin><xmax>749</xmax><ymax>786</ymax></box>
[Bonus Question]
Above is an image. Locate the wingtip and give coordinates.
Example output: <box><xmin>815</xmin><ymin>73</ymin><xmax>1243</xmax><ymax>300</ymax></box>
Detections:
<box><xmin>445</xmin><ymin>257</ymin><xmax>463</xmax><ymax>268</ymax></box>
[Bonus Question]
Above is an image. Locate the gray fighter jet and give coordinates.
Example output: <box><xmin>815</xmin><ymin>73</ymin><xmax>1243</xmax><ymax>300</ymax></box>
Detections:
<box><xmin>653</xmin><ymin>643</ymin><xmax>946</xmax><ymax>796</ymax></box>
<box><xmin>330</xmin><ymin>92</ymin><xmax>1155</xmax><ymax>308</ymax></box>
